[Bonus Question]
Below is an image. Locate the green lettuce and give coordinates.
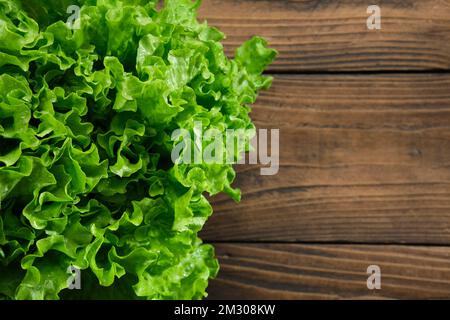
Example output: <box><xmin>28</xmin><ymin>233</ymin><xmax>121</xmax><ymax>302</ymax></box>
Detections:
<box><xmin>0</xmin><ymin>0</ymin><xmax>276</xmax><ymax>299</ymax></box>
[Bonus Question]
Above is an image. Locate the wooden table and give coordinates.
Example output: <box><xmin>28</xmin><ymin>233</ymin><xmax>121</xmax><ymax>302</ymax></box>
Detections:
<box><xmin>198</xmin><ymin>0</ymin><xmax>450</xmax><ymax>299</ymax></box>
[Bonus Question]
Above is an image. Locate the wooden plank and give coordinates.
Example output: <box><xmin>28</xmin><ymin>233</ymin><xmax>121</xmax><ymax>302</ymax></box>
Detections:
<box><xmin>207</xmin><ymin>243</ymin><xmax>450</xmax><ymax>299</ymax></box>
<box><xmin>201</xmin><ymin>74</ymin><xmax>450</xmax><ymax>244</ymax></box>
<box><xmin>198</xmin><ymin>0</ymin><xmax>450</xmax><ymax>72</ymax></box>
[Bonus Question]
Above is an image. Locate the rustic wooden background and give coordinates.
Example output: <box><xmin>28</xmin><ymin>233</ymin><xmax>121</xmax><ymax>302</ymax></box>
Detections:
<box><xmin>198</xmin><ymin>0</ymin><xmax>450</xmax><ymax>299</ymax></box>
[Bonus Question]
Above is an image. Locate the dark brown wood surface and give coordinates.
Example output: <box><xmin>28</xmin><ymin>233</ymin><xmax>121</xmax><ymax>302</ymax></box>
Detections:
<box><xmin>198</xmin><ymin>1</ymin><xmax>450</xmax><ymax>299</ymax></box>
<box><xmin>201</xmin><ymin>74</ymin><xmax>450</xmax><ymax>244</ymax></box>
<box><xmin>210</xmin><ymin>244</ymin><xmax>450</xmax><ymax>299</ymax></box>
<box><xmin>198</xmin><ymin>0</ymin><xmax>450</xmax><ymax>72</ymax></box>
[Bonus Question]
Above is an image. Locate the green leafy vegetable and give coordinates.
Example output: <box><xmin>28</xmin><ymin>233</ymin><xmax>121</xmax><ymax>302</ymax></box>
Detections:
<box><xmin>0</xmin><ymin>0</ymin><xmax>276</xmax><ymax>299</ymax></box>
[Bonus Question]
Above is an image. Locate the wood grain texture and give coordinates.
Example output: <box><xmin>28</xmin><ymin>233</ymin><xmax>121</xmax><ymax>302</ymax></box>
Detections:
<box><xmin>207</xmin><ymin>243</ymin><xmax>450</xmax><ymax>299</ymax></box>
<box><xmin>201</xmin><ymin>74</ymin><xmax>450</xmax><ymax>244</ymax></box>
<box><xmin>198</xmin><ymin>0</ymin><xmax>450</xmax><ymax>72</ymax></box>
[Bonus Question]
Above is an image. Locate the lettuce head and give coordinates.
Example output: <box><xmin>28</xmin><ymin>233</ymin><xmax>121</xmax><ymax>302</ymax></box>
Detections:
<box><xmin>0</xmin><ymin>0</ymin><xmax>276</xmax><ymax>299</ymax></box>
